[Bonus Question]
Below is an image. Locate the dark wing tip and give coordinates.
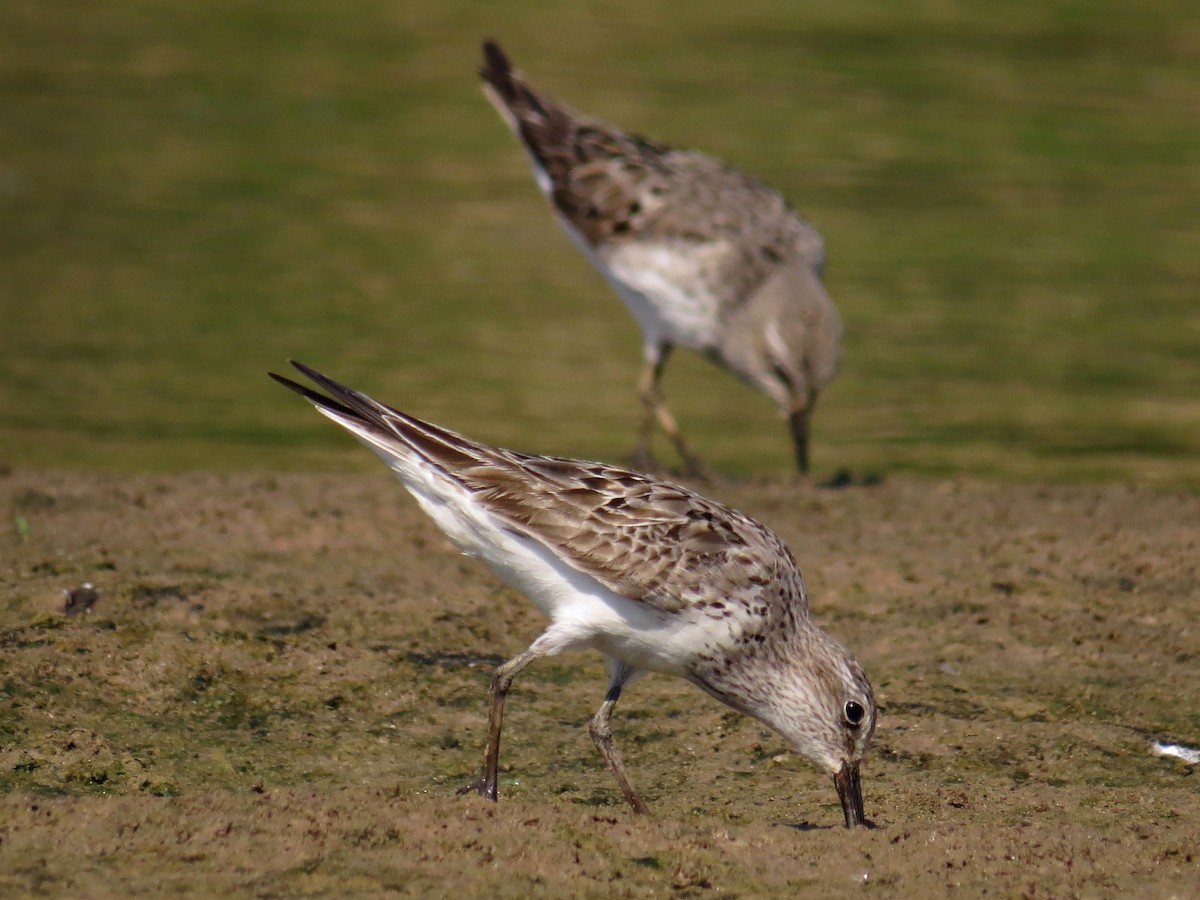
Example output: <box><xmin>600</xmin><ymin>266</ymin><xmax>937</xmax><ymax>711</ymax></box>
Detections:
<box><xmin>269</xmin><ymin>363</ymin><xmax>360</xmax><ymax>421</ymax></box>
<box><xmin>481</xmin><ymin>38</ymin><xmax>509</xmax><ymax>71</ymax></box>
<box><xmin>479</xmin><ymin>38</ymin><xmax>515</xmax><ymax>95</ymax></box>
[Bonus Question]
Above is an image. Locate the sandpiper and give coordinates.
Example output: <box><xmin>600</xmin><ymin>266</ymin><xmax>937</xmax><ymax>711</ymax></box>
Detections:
<box><xmin>480</xmin><ymin>40</ymin><xmax>843</xmax><ymax>476</ymax></box>
<box><xmin>272</xmin><ymin>361</ymin><xmax>875</xmax><ymax>826</ymax></box>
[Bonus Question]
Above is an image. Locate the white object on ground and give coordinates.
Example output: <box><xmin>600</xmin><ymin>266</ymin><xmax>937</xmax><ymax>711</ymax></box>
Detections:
<box><xmin>1151</xmin><ymin>741</ymin><xmax>1200</xmax><ymax>764</ymax></box>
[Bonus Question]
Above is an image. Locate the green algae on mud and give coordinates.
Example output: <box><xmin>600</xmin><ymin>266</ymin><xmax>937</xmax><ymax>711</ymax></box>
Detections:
<box><xmin>1</xmin><ymin>469</ymin><xmax>1198</xmax><ymax>895</ymax></box>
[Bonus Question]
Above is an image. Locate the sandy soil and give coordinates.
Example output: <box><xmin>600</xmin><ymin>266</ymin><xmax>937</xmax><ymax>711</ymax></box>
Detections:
<box><xmin>1</xmin><ymin>468</ymin><xmax>1197</xmax><ymax>896</ymax></box>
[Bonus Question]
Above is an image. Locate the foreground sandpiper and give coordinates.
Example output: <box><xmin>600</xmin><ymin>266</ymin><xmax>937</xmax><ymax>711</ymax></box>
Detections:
<box><xmin>480</xmin><ymin>40</ymin><xmax>843</xmax><ymax>476</ymax></box>
<box><xmin>272</xmin><ymin>361</ymin><xmax>875</xmax><ymax>826</ymax></box>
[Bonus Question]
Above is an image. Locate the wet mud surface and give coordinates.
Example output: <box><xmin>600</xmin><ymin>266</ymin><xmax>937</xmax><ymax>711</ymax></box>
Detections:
<box><xmin>1</xmin><ymin>469</ymin><xmax>1197</xmax><ymax>895</ymax></box>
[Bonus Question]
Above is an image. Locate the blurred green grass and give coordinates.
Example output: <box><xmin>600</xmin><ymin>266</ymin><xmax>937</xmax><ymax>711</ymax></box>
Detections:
<box><xmin>1</xmin><ymin>0</ymin><xmax>1197</xmax><ymax>484</ymax></box>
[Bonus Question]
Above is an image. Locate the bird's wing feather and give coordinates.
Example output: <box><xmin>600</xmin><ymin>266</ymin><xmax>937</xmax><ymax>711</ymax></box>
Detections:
<box><xmin>479</xmin><ymin>40</ymin><xmax>824</xmax><ymax>301</ymax></box>
<box><xmin>273</xmin><ymin>362</ymin><xmax>806</xmax><ymax>617</ymax></box>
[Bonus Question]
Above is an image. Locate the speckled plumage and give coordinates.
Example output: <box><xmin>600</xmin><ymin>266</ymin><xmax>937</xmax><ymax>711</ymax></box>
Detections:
<box><xmin>272</xmin><ymin>361</ymin><xmax>875</xmax><ymax>826</ymax></box>
<box><xmin>480</xmin><ymin>40</ymin><xmax>843</xmax><ymax>475</ymax></box>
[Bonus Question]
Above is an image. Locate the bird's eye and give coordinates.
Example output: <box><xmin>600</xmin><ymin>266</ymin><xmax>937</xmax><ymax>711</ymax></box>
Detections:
<box><xmin>844</xmin><ymin>700</ymin><xmax>866</xmax><ymax>727</ymax></box>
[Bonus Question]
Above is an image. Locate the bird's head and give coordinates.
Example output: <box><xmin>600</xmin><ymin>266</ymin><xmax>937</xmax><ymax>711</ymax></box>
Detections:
<box><xmin>710</xmin><ymin>628</ymin><xmax>876</xmax><ymax>827</ymax></box>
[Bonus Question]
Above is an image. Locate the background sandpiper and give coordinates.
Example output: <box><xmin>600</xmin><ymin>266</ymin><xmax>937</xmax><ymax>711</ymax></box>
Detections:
<box><xmin>480</xmin><ymin>40</ymin><xmax>843</xmax><ymax>477</ymax></box>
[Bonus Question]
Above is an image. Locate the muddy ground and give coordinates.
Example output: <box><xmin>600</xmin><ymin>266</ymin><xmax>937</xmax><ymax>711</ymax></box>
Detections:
<box><xmin>1</xmin><ymin>468</ymin><xmax>1197</xmax><ymax>896</ymax></box>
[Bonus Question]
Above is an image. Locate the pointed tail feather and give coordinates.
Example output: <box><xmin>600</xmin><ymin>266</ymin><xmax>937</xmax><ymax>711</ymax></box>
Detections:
<box><xmin>479</xmin><ymin>39</ymin><xmax>519</xmax><ymax>104</ymax></box>
<box><xmin>269</xmin><ymin>369</ymin><xmax>361</xmax><ymax>424</ymax></box>
<box><xmin>478</xmin><ymin>39</ymin><xmax>564</xmax><ymax>136</ymax></box>
<box><xmin>270</xmin><ymin>361</ymin><xmax>492</xmax><ymax>475</ymax></box>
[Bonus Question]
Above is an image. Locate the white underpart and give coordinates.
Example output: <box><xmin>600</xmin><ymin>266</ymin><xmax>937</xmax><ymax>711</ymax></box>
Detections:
<box><xmin>510</xmin><ymin>142</ymin><xmax>722</xmax><ymax>359</ymax></box>
<box><xmin>555</xmin><ymin>216</ymin><xmax>723</xmax><ymax>358</ymax></box>
<box><xmin>486</xmin><ymin>88</ymin><xmax>730</xmax><ymax>362</ymax></box>
<box><xmin>600</xmin><ymin>240</ymin><xmax>724</xmax><ymax>354</ymax></box>
<box><xmin>315</xmin><ymin>407</ymin><xmax>719</xmax><ymax>677</ymax></box>
<box><xmin>500</xmin><ymin>534</ymin><xmax>722</xmax><ymax>677</ymax></box>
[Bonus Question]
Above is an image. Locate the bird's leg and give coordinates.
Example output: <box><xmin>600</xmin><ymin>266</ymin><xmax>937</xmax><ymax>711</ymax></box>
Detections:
<box><xmin>632</xmin><ymin>350</ymin><xmax>665</xmax><ymax>472</ymax></box>
<box><xmin>656</xmin><ymin>406</ymin><xmax>712</xmax><ymax>482</ymax></box>
<box><xmin>787</xmin><ymin>389</ymin><xmax>818</xmax><ymax>475</ymax></box>
<box><xmin>634</xmin><ymin>345</ymin><xmax>711</xmax><ymax>480</ymax></box>
<box><xmin>588</xmin><ymin>662</ymin><xmax>650</xmax><ymax>815</ymax></box>
<box><xmin>787</xmin><ymin>406</ymin><xmax>811</xmax><ymax>475</ymax></box>
<box><xmin>457</xmin><ymin>644</ymin><xmax>540</xmax><ymax>801</ymax></box>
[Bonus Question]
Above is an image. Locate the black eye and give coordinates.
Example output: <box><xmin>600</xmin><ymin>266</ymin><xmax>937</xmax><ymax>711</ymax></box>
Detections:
<box><xmin>844</xmin><ymin>700</ymin><xmax>866</xmax><ymax>727</ymax></box>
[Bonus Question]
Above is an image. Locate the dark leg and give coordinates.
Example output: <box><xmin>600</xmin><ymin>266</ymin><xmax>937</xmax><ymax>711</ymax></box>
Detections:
<box><xmin>787</xmin><ymin>407</ymin><xmax>810</xmax><ymax>474</ymax></box>
<box><xmin>787</xmin><ymin>388</ymin><xmax>819</xmax><ymax>475</ymax></box>
<box><xmin>457</xmin><ymin>644</ymin><xmax>542</xmax><ymax>801</ymax></box>
<box><xmin>588</xmin><ymin>662</ymin><xmax>650</xmax><ymax>814</ymax></box>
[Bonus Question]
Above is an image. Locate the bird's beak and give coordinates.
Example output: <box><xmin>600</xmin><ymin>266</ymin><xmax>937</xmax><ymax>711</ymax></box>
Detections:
<box><xmin>833</xmin><ymin>760</ymin><xmax>865</xmax><ymax>828</ymax></box>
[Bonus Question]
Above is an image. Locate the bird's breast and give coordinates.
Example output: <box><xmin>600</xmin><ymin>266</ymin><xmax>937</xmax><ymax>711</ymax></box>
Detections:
<box><xmin>592</xmin><ymin>240</ymin><xmax>726</xmax><ymax>350</ymax></box>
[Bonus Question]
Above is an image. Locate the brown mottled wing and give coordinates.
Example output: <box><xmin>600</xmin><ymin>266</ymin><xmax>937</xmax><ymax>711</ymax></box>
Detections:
<box><xmin>481</xmin><ymin>39</ymin><xmax>673</xmax><ymax>246</ymax></box>
<box><xmin>275</xmin><ymin>361</ymin><xmax>802</xmax><ymax>615</ymax></box>
<box><xmin>454</xmin><ymin>450</ymin><xmax>803</xmax><ymax>615</ymax></box>
<box><xmin>480</xmin><ymin>41</ymin><xmax>824</xmax><ymax>298</ymax></box>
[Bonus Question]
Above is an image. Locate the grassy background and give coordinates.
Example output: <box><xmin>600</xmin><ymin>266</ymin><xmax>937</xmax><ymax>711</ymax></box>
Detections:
<box><xmin>1</xmin><ymin>0</ymin><xmax>1197</xmax><ymax>484</ymax></box>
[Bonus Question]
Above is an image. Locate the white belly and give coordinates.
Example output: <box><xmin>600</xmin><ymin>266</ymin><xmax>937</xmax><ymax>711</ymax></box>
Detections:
<box><xmin>488</xmin><ymin>528</ymin><xmax>723</xmax><ymax>677</ymax></box>
<box><xmin>557</xmin><ymin>216</ymin><xmax>723</xmax><ymax>353</ymax></box>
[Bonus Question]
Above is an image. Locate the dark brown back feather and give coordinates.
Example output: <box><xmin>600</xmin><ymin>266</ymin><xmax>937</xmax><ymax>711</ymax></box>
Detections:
<box><xmin>273</xmin><ymin>362</ymin><xmax>804</xmax><ymax>617</ymax></box>
<box><xmin>478</xmin><ymin>39</ymin><xmax>817</xmax><ymax>279</ymax></box>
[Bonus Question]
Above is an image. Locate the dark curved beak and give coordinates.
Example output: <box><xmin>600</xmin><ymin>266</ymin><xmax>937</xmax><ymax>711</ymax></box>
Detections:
<box><xmin>833</xmin><ymin>761</ymin><xmax>865</xmax><ymax>828</ymax></box>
